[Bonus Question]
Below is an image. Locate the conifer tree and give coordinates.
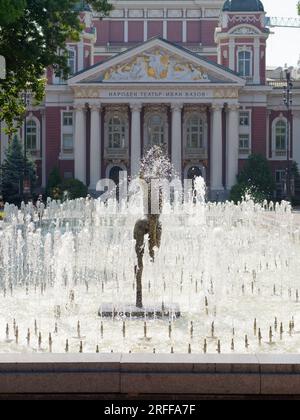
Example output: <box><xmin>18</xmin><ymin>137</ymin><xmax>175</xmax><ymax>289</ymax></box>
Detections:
<box><xmin>1</xmin><ymin>135</ymin><xmax>36</xmax><ymax>204</ymax></box>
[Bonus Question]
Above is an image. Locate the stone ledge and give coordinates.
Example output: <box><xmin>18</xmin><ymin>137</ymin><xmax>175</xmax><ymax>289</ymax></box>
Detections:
<box><xmin>0</xmin><ymin>354</ymin><xmax>299</xmax><ymax>396</ymax></box>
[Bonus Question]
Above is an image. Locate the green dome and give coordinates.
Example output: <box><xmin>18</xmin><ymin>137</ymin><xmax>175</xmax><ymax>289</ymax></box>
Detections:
<box><xmin>222</xmin><ymin>0</ymin><xmax>264</xmax><ymax>12</ymax></box>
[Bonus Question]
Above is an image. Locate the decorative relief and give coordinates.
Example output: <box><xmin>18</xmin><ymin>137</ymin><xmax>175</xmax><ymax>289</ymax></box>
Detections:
<box><xmin>214</xmin><ymin>88</ymin><xmax>239</xmax><ymax>99</ymax></box>
<box><xmin>148</xmin><ymin>9</ymin><xmax>164</xmax><ymax>18</ymax></box>
<box><xmin>103</xmin><ymin>48</ymin><xmax>210</xmax><ymax>83</ymax></box>
<box><xmin>73</xmin><ymin>87</ymin><xmax>100</xmax><ymax>98</ymax></box>
<box><xmin>184</xmin><ymin>105</ymin><xmax>207</xmax><ymax>114</ymax></box>
<box><xmin>204</xmin><ymin>9</ymin><xmax>220</xmax><ymax>18</ymax></box>
<box><xmin>129</xmin><ymin>9</ymin><xmax>144</xmax><ymax>18</ymax></box>
<box><xmin>231</xmin><ymin>27</ymin><xmax>259</xmax><ymax>35</ymax></box>
<box><xmin>228</xmin><ymin>15</ymin><xmax>261</xmax><ymax>24</ymax></box>
<box><xmin>167</xmin><ymin>9</ymin><xmax>182</xmax><ymax>18</ymax></box>
<box><xmin>186</xmin><ymin>9</ymin><xmax>202</xmax><ymax>18</ymax></box>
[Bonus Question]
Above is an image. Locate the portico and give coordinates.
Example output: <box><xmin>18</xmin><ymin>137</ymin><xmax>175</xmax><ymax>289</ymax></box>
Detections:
<box><xmin>69</xmin><ymin>37</ymin><xmax>245</xmax><ymax>196</ymax></box>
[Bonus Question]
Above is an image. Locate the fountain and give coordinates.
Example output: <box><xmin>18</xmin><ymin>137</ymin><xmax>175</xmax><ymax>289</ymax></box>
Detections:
<box><xmin>0</xmin><ymin>151</ymin><xmax>299</xmax><ymax>355</ymax></box>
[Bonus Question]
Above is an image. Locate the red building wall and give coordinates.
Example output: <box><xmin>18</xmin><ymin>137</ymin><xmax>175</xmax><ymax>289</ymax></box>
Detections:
<box><xmin>128</xmin><ymin>21</ymin><xmax>144</xmax><ymax>43</ymax></box>
<box><xmin>252</xmin><ymin>107</ymin><xmax>267</xmax><ymax>156</ymax></box>
<box><xmin>187</xmin><ymin>21</ymin><xmax>201</xmax><ymax>43</ymax></box>
<box><xmin>148</xmin><ymin>21</ymin><xmax>164</xmax><ymax>38</ymax></box>
<box><xmin>167</xmin><ymin>21</ymin><xmax>182</xmax><ymax>43</ymax></box>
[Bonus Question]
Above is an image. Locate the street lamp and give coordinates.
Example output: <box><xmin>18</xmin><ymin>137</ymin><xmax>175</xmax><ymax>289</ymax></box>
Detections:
<box><xmin>283</xmin><ymin>67</ymin><xmax>293</xmax><ymax>202</ymax></box>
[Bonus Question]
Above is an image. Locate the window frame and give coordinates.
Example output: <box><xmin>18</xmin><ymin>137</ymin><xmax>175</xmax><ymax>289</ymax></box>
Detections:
<box><xmin>237</xmin><ymin>48</ymin><xmax>252</xmax><ymax>78</ymax></box>
<box><xmin>60</xmin><ymin>110</ymin><xmax>74</xmax><ymax>160</ymax></box>
<box><xmin>108</xmin><ymin>114</ymin><xmax>126</xmax><ymax>149</ymax></box>
<box><xmin>271</xmin><ymin>116</ymin><xmax>290</xmax><ymax>160</ymax></box>
<box><xmin>186</xmin><ymin>114</ymin><xmax>204</xmax><ymax>150</ymax></box>
<box><xmin>25</xmin><ymin>116</ymin><xmax>41</xmax><ymax>158</ymax></box>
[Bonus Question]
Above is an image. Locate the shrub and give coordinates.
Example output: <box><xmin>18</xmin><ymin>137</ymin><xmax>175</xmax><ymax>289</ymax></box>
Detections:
<box><xmin>46</xmin><ymin>167</ymin><xmax>62</xmax><ymax>198</ymax></box>
<box><xmin>60</xmin><ymin>178</ymin><xmax>88</xmax><ymax>200</ymax></box>
<box><xmin>230</xmin><ymin>154</ymin><xmax>275</xmax><ymax>203</ymax></box>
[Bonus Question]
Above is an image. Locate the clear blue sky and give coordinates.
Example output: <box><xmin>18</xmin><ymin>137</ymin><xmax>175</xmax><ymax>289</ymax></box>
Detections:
<box><xmin>263</xmin><ymin>0</ymin><xmax>300</xmax><ymax>68</ymax></box>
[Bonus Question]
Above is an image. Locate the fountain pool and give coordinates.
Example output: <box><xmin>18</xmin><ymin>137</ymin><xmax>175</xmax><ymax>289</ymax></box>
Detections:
<box><xmin>0</xmin><ymin>194</ymin><xmax>300</xmax><ymax>355</ymax></box>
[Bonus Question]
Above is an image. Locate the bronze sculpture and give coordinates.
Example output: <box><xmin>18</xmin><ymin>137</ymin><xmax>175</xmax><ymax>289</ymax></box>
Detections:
<box><xmin>133</xmin><ymin>146</ymin><xmax>173</xmax><ymax>309</ymax></box>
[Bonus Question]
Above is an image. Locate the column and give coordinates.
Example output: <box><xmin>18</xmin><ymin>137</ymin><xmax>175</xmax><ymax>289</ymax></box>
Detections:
<box><xmin>74</xmin><ymin>104</ymin><xmax>86</xmax><ymax>184</ymax></box>
<box><xmin>90</xmin><ymin>104</ymin><xmax>101</xmax><ymax>189</ymax></box>
<box><xmin>163</xmin><ymin>9</ymin><xmax>168</xmax><ymax>39</ymax></box>
<box><xmin>78</xmin><ymin>39</ymin><xmax>84</xmax><ymax>72</ymax></box>
<box><xmin>41</xmin><ymin>110</ymin><xmax>46</xmax><ymax>188</ymax></box>
<box><xmin>144</xmin><ymin>9</ymin><xmax>148</xmax><ymax>41</ymax></box>
<box><xmin>253</xmin><ymin>38</ymin><xmax>260</xmax><ymax>84</ymax></box>
<box><xmin>229</xmin><ymin>38</ymin><xmax>235</xmax><ymax>71</ymax></box>
<box><xmin>226</xmin><ymin>104</ymin><xmax>240</xmax><ymax>190</ymax></box>
<box><xmin>210</xmin><ymin>104</ymin><xmax>224</xmax><ymax>191</ymax></box>
<box><xmin>182</xmin><ymin>9</ymin><xmax>187</xmax><ymax>43</ymax></box>
<box><xmin>171</xmin><ymin>104</ymin><xmax>183</xmax><ymax>177</ymax></box>
<box><xmin>130</xmin><ymin>103</ymin><xmax>142</xmax><ymax>178</ymax></box>
<box><xmin>124</xmin><ymin>9</ymin><xmax>129</xmax><ymax>43</ymax></box>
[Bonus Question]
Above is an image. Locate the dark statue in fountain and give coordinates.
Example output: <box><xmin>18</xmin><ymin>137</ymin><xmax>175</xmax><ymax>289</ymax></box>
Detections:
<box><xmin>100</xmin><ymin>146</ymin><xmax>180</xmax><ymax>318</ymax></box>
<box><xmin>133</xmin><ymin>146</ymin><xmax>172</xmax><ymax>309</ymax></box>
<box><xmin>134</xmin><ymin>211</ymin><xmax>162</xmax><ymax>308</ymax></box>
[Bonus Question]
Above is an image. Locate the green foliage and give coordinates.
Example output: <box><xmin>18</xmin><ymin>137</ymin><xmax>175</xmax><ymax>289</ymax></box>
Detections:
<box><xmin>46</xmin><ymin>167</ymin><xmax>62</xmax><ymax>198</ymax></box>
<box><xmin>230</xmin><ymin>154</ymin><xmax>275</xmax><ymax>203</ymax></box>
<box><xmin>46</xmin><ymin>167</ymin><xmax>88</xmax><ymax>200</ymax></box>
<box><xmin>60</xmin><ymin>178</ymin><xmax>88</xmax><ymax>200</ymax></box>
<box><xmin>0</xmin><ymin>0</ymin><xmax>113</xmax><ymax>137</ymax></box>
<box><xmin>0</xmin><ymin>0</ymin><xmax>25</xmax><ymax>26</ymax></box>
<box><xmin>1</xmin><ymin>135</ymin><xmax>36</xmax><ymax>204</ymax></box>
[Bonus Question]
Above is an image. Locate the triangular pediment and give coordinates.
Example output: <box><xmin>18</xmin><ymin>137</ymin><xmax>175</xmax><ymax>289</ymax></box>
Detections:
<box><xmin>69</xmin><ymin>38</ymin><xmax>245</xmax><ymax>86</ymax></box>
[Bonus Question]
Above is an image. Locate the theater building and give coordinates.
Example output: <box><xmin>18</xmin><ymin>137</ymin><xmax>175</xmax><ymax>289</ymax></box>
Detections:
<box><xmin>1</xmin><ymin>0</ymin><xmax>300</xmax><ymax>199</ymax></box>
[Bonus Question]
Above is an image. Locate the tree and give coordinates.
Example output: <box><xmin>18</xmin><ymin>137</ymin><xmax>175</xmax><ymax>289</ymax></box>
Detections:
<box><xmin>230</xmin><ymin>154</ymin><xmax>275</xmax><ymax>203</ymax></box>
<box><xmin>1</xmin><ymin>135</ymin><xmax>36</xmax><ymax>204</ymax></box>
<box><xmin>0</xmin><ymin>0</ymin><xmax>113</xmax><ymax>137</ymax></box>
<box><xmin>46</xmin><ymin>166</ymin><xmax>62</xmax><ymax>198</ymax></box>
<box><xmin>0</xmin><ymin>1</ymin><xmax>25</xmax><ymax>26</ymax></box>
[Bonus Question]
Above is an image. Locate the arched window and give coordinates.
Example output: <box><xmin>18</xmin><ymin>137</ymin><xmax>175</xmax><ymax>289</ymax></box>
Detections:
<box><xmin>275</xmin><ymin>120</ymin><xmax>287</xmax><ymax>153</ymax></box>
<box><xmin>26</xmin><ymin>120</ymin><xmax>38</xmax><ymax>152</ymax></box>
<box><xmin>148</xmin><ymin>114</ymin><xmax>165</xmax><ymax>146</ymax></box>
<box><xmin>186</xmin><ymin>115</ymin><xmax>204</xmax><ymax>149</ymax></box>
<box><xmin>108</xmin><ymin>115</ymin><xmax>126</xmax><ymax>149</ymax></box>
<box><xmin>238</xmin><ymin>50</ymin><xmax>251</xmax><ymax>77</ymax></box>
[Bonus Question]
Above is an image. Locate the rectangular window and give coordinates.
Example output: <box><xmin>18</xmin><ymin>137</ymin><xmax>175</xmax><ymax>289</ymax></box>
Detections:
<box><xmin>239</xmin><ymin>134</ymin><xmax>250</xmax><ymax>153</ymax></box>
<box><xmin>63</xmin><ymin>112</ymin><xmax>73</xmax><ymax>126</ymax></box>
<box><xmin>275</xmin><ymin>170</ymin><xmax>286</xmax><ymax>184</ymax></box>
<box><xmin>62</xmin><ymin>133</ymin><xmax>74</xmax><ymax>153</ymax></box>
<box><xmin>68</xmin><ymin>49</ymin><xmax>76</xmax><ymax>75</ymax></box>
<box><xmin>239</xmin><ymin>111</ymin><xmax>250</xmax><ymax>127</ymax></box>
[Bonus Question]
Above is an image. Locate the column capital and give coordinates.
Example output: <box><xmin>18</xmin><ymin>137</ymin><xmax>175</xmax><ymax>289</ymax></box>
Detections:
<box><xmin>130</xmin><ymin>103</ymin><xmax>142</xmax><ymax>113</ymax></box>
<box><xmin>90</xmin><ymin>103</ymin><xmax>102</xmax><ymax>112</ymax></box>
<box><xmin>171</xmin><ymin>103</ymin><xmax>183</xmax><ymax>113</ymax></box>
<box><xmin>227</xmin><ymin>104</ymin><xmax>240</xmax><ymax>113</ymax></box>
<box><xmin>74</xmin><ymin>103</ymin><xmax>86</xmax><ymax>112</ymax></box>
<box><xmin>211</xmin><ymin>103</ymin><xmax>224</xmax><ymax>112</ymax></box>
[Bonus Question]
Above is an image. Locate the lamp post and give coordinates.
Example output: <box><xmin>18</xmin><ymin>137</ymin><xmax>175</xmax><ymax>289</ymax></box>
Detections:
<box><xmin>283</xmin><ymin>68</ymin><xmax>293</xmax><ymax>202</ymax></box>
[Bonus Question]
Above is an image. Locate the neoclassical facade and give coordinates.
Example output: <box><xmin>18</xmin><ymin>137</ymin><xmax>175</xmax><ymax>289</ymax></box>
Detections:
<box><xmin>1</xmin><ymin>0</ymin><xmax>300</xmax><ymax>199</ymax></box>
